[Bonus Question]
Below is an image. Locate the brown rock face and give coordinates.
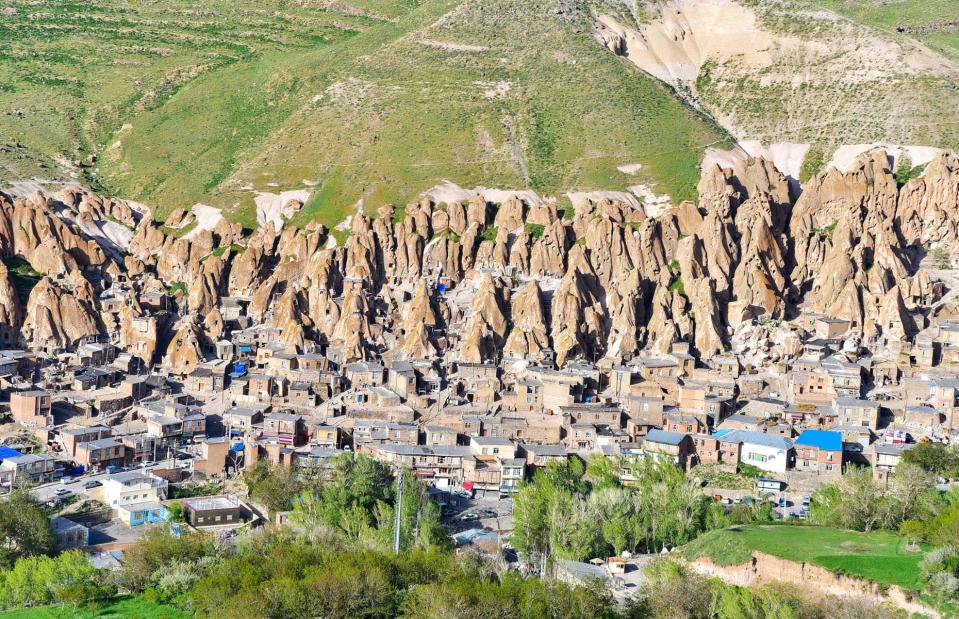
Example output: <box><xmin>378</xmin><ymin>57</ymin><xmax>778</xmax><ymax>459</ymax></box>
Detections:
<box><xmin>0</xmin><ymin>261</ymin><xmax>22</xmax><ymax>346</ymax></box>
<box><xmin>189</xmin><ymin>254</ymin><xmax>228</xmax><ymax>316</ymax></box>
<box><xmin>21</xmin><ymin>274</ymin><xmax>101</xmax><ymax>351</ymax></box>
<box><xmin>164</xmin><ymin>320</ymin><xmax>204</xmax><ymax>374</ymax></box>
<box><xmin>896</xmin><ymin>152</ymin><xmax>959</xmax><ymax>246</ymax></box>
<box><xmin>397</xmin><ymin>280</ymin><xmax>439</xmax><ymax>359</ymax></box>
<box><xmin>458</xmin><ymin>274</ymin><xmax>510</xmax><ymax>363</ymax></box>
<box><xmin>503</xmin><ymin>281</ymin><xmax>549</xmax><ymax>360</ymax></box>
<box><xmin>5</xmin><ymin>145</ymin><xmax>949</xmax><ymax>366</ymax></box>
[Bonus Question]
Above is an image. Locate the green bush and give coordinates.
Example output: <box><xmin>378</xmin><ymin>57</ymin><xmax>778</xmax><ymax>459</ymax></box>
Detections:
<box><xmin>0</xmin><ymin>550</ymin><xmax>113</xmax><ymax>609</ymax></box>
<box><xmin>524</xmin><ymin>223</ymin><xmax>545</xmax><ymax>240</ymax></box>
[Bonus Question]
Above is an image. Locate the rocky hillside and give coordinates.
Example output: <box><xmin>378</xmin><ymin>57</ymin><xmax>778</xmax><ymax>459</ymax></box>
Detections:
<box><xmin>0</xmin><ymin>0</ymin><xmax>725</xmax><ymax>229</ymax></box>
<box><xmin>2</xmin><ymin>147</ymin><xmax>958</xmax><ymax>367</ymax></box>
<box><xmin>9</xmin><ymin>0</ymin><xmax>959</xmax><ymax>233</ymax></box>
<box><xmin>595</xmin><ymin>0</ymin><xmax>959</xmax><ymax>177</ymax></box>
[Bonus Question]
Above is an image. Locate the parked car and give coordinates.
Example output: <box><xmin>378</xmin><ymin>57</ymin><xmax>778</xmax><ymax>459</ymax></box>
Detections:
<box><xmin>82</xmin><ymin>480</ymin><xmax>102</xmax><ymax>490</ymax></box>
<box><xmin>482</xmin><ymin>509</ymin><xmax>497</xmax><ymax>518</ymax></box>
<box><xmin>460</xmin><ymin>513</ymin><xmax>479</xmax><ymax>521</ymax></box>
<box><xmin>60</xmin><ymin>476</ymin><xmax>73</xmax><ymax>485</ymax></box>
<box><xmin>454</xmin><ymin>490</ymin><xmax>472</xmax><ymax>499</ymax></box>
<box><xmin>105</xmin><ymin>465</ymin><xmax>123</xmax><ymax>474</ymax></box>
<box><xmin>55</xmin><ymin>488</ymin><xmax>72</xmax><ymax>497</ymax></box>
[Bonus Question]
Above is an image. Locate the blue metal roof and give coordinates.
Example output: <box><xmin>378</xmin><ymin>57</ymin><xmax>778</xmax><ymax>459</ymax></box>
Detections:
<box><xmin>795</xmin><ymin>429</ymin><xmax>842</xmax><ymax>452</ymax></box>
<box><xmin>0</xmin><ymin>447</ymin><xmax>23</xmax><ymax>461</ymax></box>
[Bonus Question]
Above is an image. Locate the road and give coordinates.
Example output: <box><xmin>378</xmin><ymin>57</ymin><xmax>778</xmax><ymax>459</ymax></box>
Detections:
<box><xmin>30</xmin><ymin>456</ymin><xmax>191</xmax><ymax>503</ymax></box>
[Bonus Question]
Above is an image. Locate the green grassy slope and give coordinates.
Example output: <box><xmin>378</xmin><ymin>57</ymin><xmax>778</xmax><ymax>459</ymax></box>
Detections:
<box><xmin>0</xmin><ymin>595</ymin><xmax>188</xmax><ymax>619</ymax></box>
<box><xmin>0</xmin><ymin>0</ymin><xmax>728</xmax><ymax>228</ymax></box>
<box><xmin>681</xmin><ymin>525</ymin><xmax>925</xmax><ymax>591</ymax></box>
<box><xmin>813</xmin><ymin>0</ymin><xmax>959</xmax><ymax>60</ymax></box>
<box><xmin>0</xmin><ymin>0</ymin><xmax>378</xmax><ymax>183</ymax></box>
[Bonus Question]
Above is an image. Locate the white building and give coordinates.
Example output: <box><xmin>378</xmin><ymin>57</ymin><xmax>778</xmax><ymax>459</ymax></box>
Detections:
<box><xmin>102</xmin><ymin>470</ymin><xmax>168</xmax><ymax>508</ymax></box>
<box><xmin>721</xmin><ymin>430</ymin><xmax>794</xmax><ymax>473</ymax></box>
<box><xmin>101</xmin><ymin>470</ymin><xmax>170</xmax><ymax>527</ymax></box>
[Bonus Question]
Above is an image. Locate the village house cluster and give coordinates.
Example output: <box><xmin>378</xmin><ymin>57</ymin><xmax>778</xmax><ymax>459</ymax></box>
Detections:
<box><xmin>2</xmin><ymin>286</ymin><xmax>953</xmax><ymax>543</ymax></box>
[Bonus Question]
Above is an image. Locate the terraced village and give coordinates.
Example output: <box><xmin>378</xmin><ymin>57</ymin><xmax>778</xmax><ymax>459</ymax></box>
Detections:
<box><xmin>1</xmin><ymin>0</ymin><xmax>959</xmax><ymax>618</ymax></box>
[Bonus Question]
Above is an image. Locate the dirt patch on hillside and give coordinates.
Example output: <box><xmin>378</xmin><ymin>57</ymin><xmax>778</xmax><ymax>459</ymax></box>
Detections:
<box><xmin>595</xmin><ymin>0</ymin><xmax>774</xmax><ymax>86</ymax></box>
<box><xmin>686</xmin><ymin>551</ymin><xmax>939</xmax><ymax>618</ymax></box>
<box><xmin>594</xmin><ymin>0</ymin><xmax>959</xmax><ymax>149</ymax></box>
<box><xmin>418</xmin><ymin>39</ymin><xmax>489</xmax><ymax>52</ymax></box>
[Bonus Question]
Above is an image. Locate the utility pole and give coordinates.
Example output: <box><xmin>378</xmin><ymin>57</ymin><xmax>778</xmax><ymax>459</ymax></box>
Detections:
<box><xmin>393</xmin><ymin>467</ymin><xmax>404</xmax><ymax>554</ymax></box>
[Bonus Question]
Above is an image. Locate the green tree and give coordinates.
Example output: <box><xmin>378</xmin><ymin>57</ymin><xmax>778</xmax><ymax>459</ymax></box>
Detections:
<box><xmin>809</xmin><ymin>466</ymin><xmax>886</xmax><ymax>531</ymax></box>
<box><xmin>372</xmin><ymin>471</ymin><xmax>450</xmax><ymax>552</ymax></box>
<box><xmin>705</xmin><ymin>501</ymin><xmax>731</xmax><ymax>530</ymax></box>
<box><xmin>901</xmin><ymin>442</ymin><xmax>958</xmax><ymax>477</ymax></box>
<box><xmin>243</xmin><ymin>460</ymin><xmax>308</xmax><ymax>515</ymax></box>
<box><xmin>637</xmin><ymin>559</ymin><xmax>712</xmax><ymax>619</ymax></box>
<box><xmin>118</xmin><ymin>528</ymin><xmax>215</xmax><ymax>592</ymax></box>
<box><xmin>512</xmin><ymin>481</ymin><xmax>552</xmax><ymax>565</ymax></box>
<box><xmin>586</xmin><ymin>453</ymin><xmax>623</xmax><ymax>490</ymax></box>
<box><xmin>632</xmin><ymin>457</ymin><xmax>707</xmax><ymax>551</ymax></box>
<box><xmin>166</xmin><ymin>501</ymin><xmax>186</xmax><ymax>523</ymax></box>
<box><xmin>316</xmin><ymin>454</ymin><xmax>394</xmax><ymax>531</ymax></box>
<box><xmin>0</xmin><ymin>550</ymin><xmax>111</xmax><ymax>609</ymax></box>
<box><xmin>0</xmin><ymin>491</ymin><xmax>54</xmax><ymax>568</ymax></box>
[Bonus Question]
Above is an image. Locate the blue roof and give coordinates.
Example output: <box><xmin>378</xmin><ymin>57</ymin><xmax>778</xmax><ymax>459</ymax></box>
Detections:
<box><xmin>0</xmin><ymin>447</ymin><xmax>23</xmax><ymax>461</ymax></box>
<box><xmin>795</xmin><ymin>430</ymin><xmax>842</xmax><ymax>452</ymax></box>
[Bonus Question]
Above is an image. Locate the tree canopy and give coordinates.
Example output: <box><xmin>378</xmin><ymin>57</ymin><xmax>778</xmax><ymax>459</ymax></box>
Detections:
<box><xmin>0</xmin><ymin>491</ymin><xmax>54</xmax><ymax>569</ymax></box>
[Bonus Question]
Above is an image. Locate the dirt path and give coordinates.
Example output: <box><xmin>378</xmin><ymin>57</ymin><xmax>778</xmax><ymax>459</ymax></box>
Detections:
<box><xmin>501</xmin><ymin>114</ymin><xmax>530</xmax><ymax>187</ymax></box>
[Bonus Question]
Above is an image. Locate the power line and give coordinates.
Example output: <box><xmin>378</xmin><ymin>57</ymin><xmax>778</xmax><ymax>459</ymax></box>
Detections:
<box><xmin>393</xmin><ymin>466</ymin><xmax>404</xmax><ymax>554</ymax></box>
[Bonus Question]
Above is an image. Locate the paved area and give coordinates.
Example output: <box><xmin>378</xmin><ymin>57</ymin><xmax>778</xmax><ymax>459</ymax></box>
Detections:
<box><xmin>439</xmin><ymin>491</ymin><xmax>514</xmax><ymax>537</ymax></box>
<box><xmin>30</xmin><ymin>457</ymin><xmax>191</xmax><ymax>503</ymax></box>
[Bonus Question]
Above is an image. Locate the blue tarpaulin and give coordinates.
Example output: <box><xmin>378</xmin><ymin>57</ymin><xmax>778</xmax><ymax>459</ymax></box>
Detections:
<box><xmin>453</xmin><ymin>528</ymin><xmax>499</xmax><ymax>546</ymax></box>
<box><xmin>0</xmin><ymin>447</ymin><xmax>22</xmax><ymax>462</ymax></box>
<box><xmin>230</xmin><ymin>442</ymin><xmax>245</xmax><ymax>452</ymax></box>
<box><xmin>238</xmin><ymin>346</ymin><xmax>253</xmax><ymax>354</ymax></box>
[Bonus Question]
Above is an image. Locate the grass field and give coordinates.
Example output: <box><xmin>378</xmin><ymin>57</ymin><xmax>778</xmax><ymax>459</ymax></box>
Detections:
<box><xmin>813</xmin><ymin>0</ymin><xmax>959</xmax><ymax>60</ymax></box>
<box><xmin>0</xmin><ymin>596</ymin><xmax>188</xmax><ymax>619</ymax></box>
<box><xmin>681</xmin><ymin>524</ymin><xmax>925</xmax><ymax>591</ymax></box>
<box><xmin>0</xmin><ymin>0</ymin><xmax>728</xmax><ymax>229</ymax></box>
